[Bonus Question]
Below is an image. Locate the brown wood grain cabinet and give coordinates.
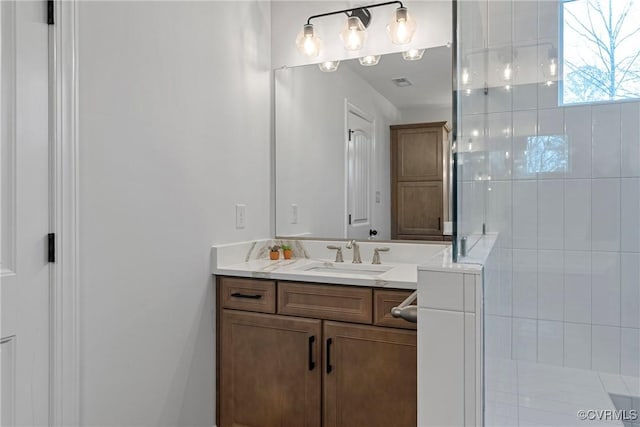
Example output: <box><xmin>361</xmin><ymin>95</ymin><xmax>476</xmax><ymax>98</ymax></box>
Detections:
<box><xmin>391</xmin><ymin>121</ymin><xmax>450</xmax><ymax>240</ymax></box>
<box><xmin>217</xmin><ymin>277</ymin><xmax>417</xmax><ymax>427</ymax></box>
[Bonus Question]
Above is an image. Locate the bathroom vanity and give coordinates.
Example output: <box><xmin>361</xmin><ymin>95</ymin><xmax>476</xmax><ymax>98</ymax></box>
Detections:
<box><xmin>211</xmin><ymin>237</ymin><xmax>494</xmax><ymax>427</ymax></box>
<box><xmin>217</xmin><ymin>276</ymin><xmax>417</xmax><ymax>427</ymax></box>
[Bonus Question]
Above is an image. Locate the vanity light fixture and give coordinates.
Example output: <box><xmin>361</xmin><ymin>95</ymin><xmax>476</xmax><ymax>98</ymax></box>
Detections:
<box><xmin>359</xmin><ymin>55</ymin><xmax>381</xmax><ymax>66</ymax></box>
<box><xmin>318</xmin><ymin>60</ymin><xmax>340</xmax><ymax>72</ymax></box>
<box><xmin>297</xmin><ymin>1</ymin><xmax>417</xmax><ymax>57</ymax></box>
<box><xmin>402</xmin><ymin>48</ymin><xmax>425</xmax><ymax>61</ymax></box>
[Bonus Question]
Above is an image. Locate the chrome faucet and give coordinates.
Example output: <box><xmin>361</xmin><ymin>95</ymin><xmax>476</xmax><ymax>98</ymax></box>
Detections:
<box><xmin>326</xmin><ymin>245</ymin><xmax>344</xmax><ymax>263</ymax></box>
<box><xmin>345</xmin><ymin>240</ymin><xmax>362</xmax><ymax>264</ymax></box>
<box><xmin>372</xmin><ymin>247</ymin><xmax>390</xmax><ymax>264</ymax></box>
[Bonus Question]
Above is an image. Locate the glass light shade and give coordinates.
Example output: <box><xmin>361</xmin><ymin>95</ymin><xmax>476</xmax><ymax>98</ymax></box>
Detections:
<box><xmin>318</xmin><ymin>61</ymin><xmax>340</xmax><ymax>72</ymax></box>
<box><xmin>501</xmin><ymin>63</ymin><xmax>514</xmax><ymax>82</ymax></box>
<box><xmin>340</xmin><ymin>16</ymin><xmax>367</xmax><ymax>51</ymax></box>
<box><xmin>387</xmin><ymin>7</ymin><xmax>416</xmax><ymax>45</ymax></box>
<box><xmin>296</xmin><ymin>24</ymin><xmax>322</xmax><ymax>58</ymax></box>
<box><xmin>461</xmin><ymin>67</ymin><xmax>471</xmax><ymax>85</ymax></box>
<box><xmin>359</xmin><ymin>55</ymin><xmax>380</xmax><ymax>66</ymax></box>
<box><xmin>402</xmin><ymin>48</ymin><xmax>424</xmax><ymax>61</ymax></box>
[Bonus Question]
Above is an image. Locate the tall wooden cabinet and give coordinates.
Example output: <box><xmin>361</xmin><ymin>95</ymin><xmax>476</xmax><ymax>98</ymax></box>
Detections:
<box><xmin>391</xmin><ymin>121</ymin><xmax>450</xmax><ymax>240</ymax></box>
<box><xmin>217</xmin><ymin>277</ymin><xmax>417</xmax><ymax>427</ymax></box>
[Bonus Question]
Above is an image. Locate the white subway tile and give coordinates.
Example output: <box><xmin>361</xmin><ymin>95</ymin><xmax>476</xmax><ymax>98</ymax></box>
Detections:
<box><xmin>591</xmin><ymin>252</ymin><xmax>621</xmax><ymax>327</ymax></box>
<box><xmin>538</xmin><ymin>80</ymin><xmax>559</xmax><ymax>109</ymax></box>
<box><xmin>538</xmin><ymin>320</ymin><xmax>563</xmax><ymax>365</ymax></box>
<box><xmin>488</xmin><ymin>0</ymin><xmax>512</xmax><ymax>47</ymax></box>
<box><xmin>564</xmin><ymin>251</ymin><xmax>591</xmax><ymax>324</ymax></box>
<box><xmin>592</xmin><ymin>104</ymin><xmax>621</xmax><ymax>178</ymax></box>
<box><xmin>564</xmin><ymin>106</ymin><xmax>592</xmax><ymax>179</ymax></box>
<box><xmin>564</xmin><ymin>179</ymin><xmax>591</xmax><ymax>251</ymax></box>
<box><xmin>592</xmin><ymin>325</ymin><xmax>621</xmax><ymax>374</ymax></box>
<box><xmin>538</xmin><ymin>180</ymin><xmax>563</xmax><ymax>249</ymax></box>
<box><xmin>487</xmin><ymin>113</ymin><xmax>513</xmax><ymax>181</ymax></box>
<box><xmin>486</xmin><ymin>180</ymin><xmax>512</xmax><ymax>247</ymax></box>
<box><xmin>513</xmin><ymin>318</ymin><xmax>537</xmax><ymax>361</ymax></box>
<box><xmin>592</xmin><ymin>179</ymin><xmax>621</xmax><ymax>252</ymax></box>
<box><xmin>621</xmin><ymin>253</ymin><xmax>640</xmax><ymax>329</ymax></box>
<box><xmin>513</xmin><ymin>181</ymin><xmax>537</xmax><ymax>249</ymax></box>
<box><xmin>486</xmin><ymin>246</ymin><xmax>513</xmax><ymax>317</ymax></box>
<box><xmin>486</xmin><ymin>315</ymin><xmax>512</xmax><ymax>359</ymax></box>
<box><xmin>621</xmin><ymin>102</ymin><xmax>640</xmax><ymax>177</ymax></box>
<box><xmin>621</xmin><ymin>178</ymin><xmax>640</xmax><ymax>252</ymax></box>
<box><xmin>513</xmin><ymin>111</ymin><xmax>538</xmax><ymax>179</ymax></box>
<box><xmin>538</xmin><ymin>1</ymin><xmax>559</xmax><ymax>40</ymax></box>
<box><xmin>513</xmin><ymin>249</ymin><xmax>538</xmax><ymax>318</ymax></box>
<box><xmin>564</xmin><ymin>323</ymin><xmax>591</xmax><ymax>369</ymax></box>
<box><xmin>621</xmin><ymin>328</ymin><xmax>640</xmax><ymax>377</ymax></box>
<box><xmin>513</xmin><ymin>83</ymin><xmax>538</xmax><ymax>112</ymax></box>
<box><xmin>538</xmin><ymin>250</ymin><xmax>564</xmax><ymax>321</ymax></box>
<box><xmin>488</xmin><ymin>85</ymin><xmax>513</xmax><ymax>114</ymax></box>
<box><xmin>512</xmin><ymin>1</ymin><xmax>538</xmax><ymax>43</ymax></box>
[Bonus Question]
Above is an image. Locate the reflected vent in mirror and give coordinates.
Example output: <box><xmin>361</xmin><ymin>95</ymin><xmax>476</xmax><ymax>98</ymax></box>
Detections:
<box><xmin>391</xmin><ymin>77</ymin><xmax>412</xmax><ymax>87</ymax></box>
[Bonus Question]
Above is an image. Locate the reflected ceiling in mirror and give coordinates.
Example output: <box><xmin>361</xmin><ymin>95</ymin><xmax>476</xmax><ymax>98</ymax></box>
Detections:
<box><xmin>275</xmin><ymin>46</ymin><xmax>453</xmax><ymax>241</ymax></box>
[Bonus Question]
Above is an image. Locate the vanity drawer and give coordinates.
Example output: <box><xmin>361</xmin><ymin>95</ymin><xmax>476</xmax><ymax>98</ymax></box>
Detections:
<box><xmin>277</xmin><ymin>282</ymin><xmax>372</xmax><ymax>324</ymax></box>
<box><xmin>220</xmin><ymin>277</ymin><xmax>276</xmax><ymax>314</ymax></box>
<box><xmin>373</xmin><ymin>289</ymin><xmax>417</xmax><ymax>330</ymax></box>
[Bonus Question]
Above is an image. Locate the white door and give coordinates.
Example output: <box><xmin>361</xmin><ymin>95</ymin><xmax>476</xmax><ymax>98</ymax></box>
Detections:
<box><xmin>346</xmin><ymin>108</ymin><xmax>374</xmax><ymax>240</ymax></box>
<box><xmin>1</xmin><ymin>1</ymin><xmax>51</xmax><ymax>425</ymax></box>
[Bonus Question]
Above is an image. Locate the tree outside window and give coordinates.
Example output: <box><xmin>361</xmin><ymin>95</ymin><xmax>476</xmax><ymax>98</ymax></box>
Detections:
<box><xmin>563</xmin><ymin>0</ymin><xmax>640</xmax><ymax>104</ymax></box>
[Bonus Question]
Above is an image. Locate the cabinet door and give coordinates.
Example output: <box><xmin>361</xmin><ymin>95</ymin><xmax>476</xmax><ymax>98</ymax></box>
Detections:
<box><xmin>397</xmin><ymin>181</ymin><xmax>443</xmax><ymax>236</ymax></box>
<box><xmin>396</xmin><ymin>127</ymin><xmax>442</xmax><ymax>181</ymax></box>
<box><xmin>323</xmin><ymin>322</ymin><xmax>417</xmax><ymax>427</ymax></box>
<box><xmin>220</xmin><ymin>310</ymin><xmax>321</xmax><ymax>427</ymax></box>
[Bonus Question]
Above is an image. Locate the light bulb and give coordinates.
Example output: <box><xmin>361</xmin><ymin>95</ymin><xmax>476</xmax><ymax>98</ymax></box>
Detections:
<box><xmin>296</xmin><ymin>24</ymin><xmax>322</xmax><ymax>58</ymax></box>
<box><xmin>461</xmin><ymin>67</ymin><xmax>470</xmax><ymax>85</ymax></box>
<box><xmin>359</xmin><ymin>55</ymin><xmax>380</xmax><ymax>66</ymax></box>
<box><xmin>340</xmin><ymin>16</ymin><xmax>367</xmax><ymax>51</ymax></box>
<box><xmin>318</xmin><ymin>61</ymin><xmax>340</xmax><ymax>72</ymax></box>
<box><xmin>503</xmin><ymin>63</ymin><xmax>513</xmax><ymax>81</ymax></box>
<box><xmin>387</xmin><ymin>7</ymin><xmax>416</xmax><ymax>45</ymax></box>
<box><xmin>402</xmin><ymin>48</ymin><xmax>424</xmax><ymax>61</ymax></box>
<box><xmin>548</xmin><ymin>58</ymin><xmax>557</xmax><ymax>77</ymax></box>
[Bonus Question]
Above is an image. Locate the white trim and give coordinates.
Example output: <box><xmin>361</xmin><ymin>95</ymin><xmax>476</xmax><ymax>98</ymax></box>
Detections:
<box><xmin>50</xmin><ymin>1</ymin><xmax>80</xmax><ymax>426</ymax></box>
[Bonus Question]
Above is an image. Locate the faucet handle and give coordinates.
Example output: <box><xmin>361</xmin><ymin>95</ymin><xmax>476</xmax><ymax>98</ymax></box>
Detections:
<box><xmin>326</xmin><ymin>245</ymin><xmax>344</xmax><ymax>263</ymax></box>
<box><xmin>372</xmin><ymin>247</ymin><xmax>390</xmax><ymax>264</ymax></box>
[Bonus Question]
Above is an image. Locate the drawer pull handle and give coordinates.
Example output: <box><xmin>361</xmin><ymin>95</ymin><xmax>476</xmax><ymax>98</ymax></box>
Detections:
<box><xmin>308</xmin><ymin>336</ymin><xmax>316</xmax><ymax>371</ymax></box>
<box><xmin>326</xmin><ymin>338</ymin><xmax>333</xmax><ymax>374</ymax></box>
<box><xmin>230</xmin><ymin>292</ymin><xmax>262</xmax><ymax>299</ymax></box>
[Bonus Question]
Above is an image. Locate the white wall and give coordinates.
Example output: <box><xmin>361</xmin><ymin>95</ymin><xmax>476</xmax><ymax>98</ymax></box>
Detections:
<box><xmin>77</xmin><ymin>1</ymin><xmax>271</xmax><ymax>425</ymax></box>
<box><xmin>271</xmin><ymin>0</ymin><xmax>452</xmax><ymax>68</ymax></box>
<box><xmin>398</xmin><ymin>104</ymin><xmax>452</xmax><ymax>125</ymax></box>
<box><xmin>459</xmin><ymin>0</ymin><xmax>640</xmax><ymax>377</ymax></box>
<box><xmin>275</xmin><ymin>63</ymin><xmax>400</xmax><ymax>239</ymax></box>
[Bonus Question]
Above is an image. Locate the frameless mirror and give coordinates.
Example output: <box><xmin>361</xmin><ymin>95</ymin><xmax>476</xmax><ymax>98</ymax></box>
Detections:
<box><xmin>275</xmin><ymin>45</ymin><xmax>453</xmax><ymax>241</ymax></box>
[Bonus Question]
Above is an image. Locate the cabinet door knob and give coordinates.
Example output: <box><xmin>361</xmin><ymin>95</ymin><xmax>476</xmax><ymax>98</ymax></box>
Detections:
<box><xmin>326</xmin><ymin>338</ymin><xmax>333</xmax><ymax>374</ymax></box>
<box><xmin>308</xmin><ymin>336</ymin><xmax>316</xmax><ymax>371</ymax></box>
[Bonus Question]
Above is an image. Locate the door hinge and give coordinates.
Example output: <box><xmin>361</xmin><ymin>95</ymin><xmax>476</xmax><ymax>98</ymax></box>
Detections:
<box><xmin>48</xmin><ymin>233</ymin><xmax>55</xmax><ymax>263</ymax></box>
<box><xmin>47</xmin><ymin>0</ymin><xmax>54</xmax><ymax>25</ymax></box>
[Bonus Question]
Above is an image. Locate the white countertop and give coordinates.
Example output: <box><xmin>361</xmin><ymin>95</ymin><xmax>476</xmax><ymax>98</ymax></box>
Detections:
<box><xmin>211</xmin><ymin>238</ymin><xmax>453</xmax><ymax>289</ymax></box>
<box><xmin>213</xmin><ymin>257</ymin><xmax>421</xmax><ymax>289</ymax></box>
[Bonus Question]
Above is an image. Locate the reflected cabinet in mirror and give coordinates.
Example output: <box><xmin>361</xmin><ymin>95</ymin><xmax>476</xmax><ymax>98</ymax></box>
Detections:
<box><xmin>275</xmin><ymin>46</ymin><xmax>453</xmax><ymax>241</ymax></box>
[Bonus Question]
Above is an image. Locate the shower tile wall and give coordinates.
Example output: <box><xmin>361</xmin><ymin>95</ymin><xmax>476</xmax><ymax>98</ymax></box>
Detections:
<box><xmin>459</xmin><ymin>0</ymin><xmax>640</xmax><ymax>375</ymax></box>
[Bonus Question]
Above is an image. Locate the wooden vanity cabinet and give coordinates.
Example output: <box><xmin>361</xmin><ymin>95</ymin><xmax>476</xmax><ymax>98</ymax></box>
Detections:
<box><xmin>217</xmin><ymin>277</ymin><xmax>416</xmax><ymax>427</ymax></box>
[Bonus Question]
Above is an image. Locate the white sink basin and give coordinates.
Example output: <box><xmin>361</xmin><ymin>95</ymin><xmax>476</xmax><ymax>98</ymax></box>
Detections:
<box><xmin>296</xmin><ymin>262</ymin><xmax>393</xmax><ymax>276</ymax></box>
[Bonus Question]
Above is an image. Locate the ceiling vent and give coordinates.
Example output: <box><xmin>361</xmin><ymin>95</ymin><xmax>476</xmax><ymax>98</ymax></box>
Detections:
<box><xmin>391</xmin><ymin>77</ymin><xmax>413</xmax><ymax>87</ymax></box>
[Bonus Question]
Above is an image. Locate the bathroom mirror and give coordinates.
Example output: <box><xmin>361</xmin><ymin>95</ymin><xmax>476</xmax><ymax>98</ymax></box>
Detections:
<box><xmin>275</xmin><ymin>45</ymin><xmax>453</xmax><ymax>241</ymax></box>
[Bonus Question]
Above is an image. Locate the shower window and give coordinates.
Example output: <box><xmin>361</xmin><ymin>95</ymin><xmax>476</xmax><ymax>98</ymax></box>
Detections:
<box><xmin>561</xmin><ymin>0</ymin><xmax>640</xmax><ymax>104</ymax></box>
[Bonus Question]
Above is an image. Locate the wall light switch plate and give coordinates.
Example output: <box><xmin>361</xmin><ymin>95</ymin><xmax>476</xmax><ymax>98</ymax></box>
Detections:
<box><xmin>375</xmin><ymin>191</ymin><xmax>381</xmax><ymax>203</ymax></box>
<box><xmin>235</xmin><ymin>204</ymin><xmax>246</xmax><ymax>229</ymax></box>
<box><xmin>290</xmin><ymin>204</ymin><xmax>298</xmax><ymax>224</ymax></box>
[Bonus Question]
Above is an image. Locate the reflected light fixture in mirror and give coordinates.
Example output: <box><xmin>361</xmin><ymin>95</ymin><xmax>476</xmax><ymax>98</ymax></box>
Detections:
<box><xmin>318</xmin><ymin>60</ymin><xmax>340</xmax><ymax>72</ymax></box>
<box><xmin>402</xmin><ymin>48</ymin><xmax>424</xmax><ymax>60</ymax></box>
<box><xmin>542</xmin><ymin>47</ymin><xmax>558</xmax><ymax>86</ymax></box>
<box><xmin>297</xmin><ymin>2</ymin><xmax>416</xmax><ymax>58</ymax></box>
<box><xmin>359</xmin><ymin>55</ymin><xmax>380</xmax><ymax>66</ymax></box>
<box><xmin>296</xmin><ymin>24</ymin><xmax>322</xmax><ymax>58</ymax></box>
